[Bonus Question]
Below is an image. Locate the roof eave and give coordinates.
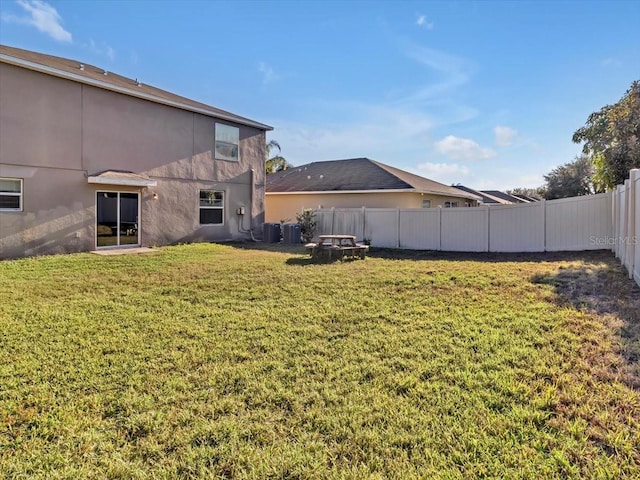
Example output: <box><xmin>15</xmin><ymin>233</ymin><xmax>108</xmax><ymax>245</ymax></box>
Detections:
<box><xmin>0</xmin><ymin>53</ymin><xmax>273</xmax><ymax>131</ymax></box>
<box><xmin>266</xmin><ymin>189</ymin><xmax>482</xmax><ymax>201</ymax></box>
<box><xmin>266</xmin><ymin>189</ymin><xmax>417</xmax><ymax>195</ymax></box>
<box><xmin>416</xmin><ymin>189</ymin><xmax>482</xmax><ymax>201</ymax></box>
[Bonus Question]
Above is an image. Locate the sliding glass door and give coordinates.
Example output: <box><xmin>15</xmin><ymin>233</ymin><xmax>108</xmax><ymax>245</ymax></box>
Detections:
<box><xmin>96</xmin><ymin>191</ymin><xmax>139</xmax><ymax>248</ymax></box>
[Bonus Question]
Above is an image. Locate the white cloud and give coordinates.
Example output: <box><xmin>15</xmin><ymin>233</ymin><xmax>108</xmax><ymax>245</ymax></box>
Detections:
<box><xmin>416</xmin><ymin>14</ymin><xmax>434</xmax><ymax>30</ymax></box>
<box><xmin>434</xmin><ymin>135</ymin><xmax>495</xmax><ymax>161</ymax></box>
<box><xmin>267</xmin><ymin>99</ymin><xmax>437</xmax><ymax>166</ymax></box>
<box><xmin>494</xmin><ymin>125</ymin><xmax>518</xmax><ymax>147</ymax></box>
<box><xmin>258</xmin><ymin>62</ymin><xmax>279</xmax><ymax>85</ymax></box>
<box><xmin>394</xmin><ymin>43</ymin><xmax>471</xmax><ymax>105</ymax></box>
<box><xmin>86</xmin><ymin>39</ymin><xmax>115</xmax><ymax>61</ymax></box>
<box><xmin>415</xmin><ymin>162</ymin><xmax>470</xmax><ymax>184</ymax></box>
<box><xmin>601</xmin><ymin>57</ymin><xmax>622</xmax><ymax>67</ymax></box>
<box><xmin>2</xmin><ymin>0</ymin><xmax>72</xmax><ymax>42</ymax></box>
<box><xmin>471</xmin><ymin>173</ymin><xmax>545</xmax><ymax>191</ymax></box>
<box><xmin>267</xmin><ymin>43</ymin><xmax>476</xmax><ymax>171</ymax></box>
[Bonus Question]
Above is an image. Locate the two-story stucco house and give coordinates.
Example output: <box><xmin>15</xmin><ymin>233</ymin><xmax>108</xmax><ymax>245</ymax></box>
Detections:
<box><xmin>0</xmin><ymin>45</ymin><xmax>272</xmax><ymax>259</ymax></box>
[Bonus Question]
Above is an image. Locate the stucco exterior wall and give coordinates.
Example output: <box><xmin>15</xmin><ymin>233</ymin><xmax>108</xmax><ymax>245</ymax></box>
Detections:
<box><xmin>0</xmin><ymin>62</ymin><xmax>266</xmax><ymax>258</ymax></box>
<box><xmin>0</xmin><ymin>63</ymin><xmax>82</xmax><ymax>170</ymax></box>
<box><xmin>265</xmin><ymin>192</ymin><xmax>475</xmax><ymax>223</ymax></box>
<box><xmin>0</xmin><ymin>164</ymin><xmax>95</xmax><ymax>258</ymax></box>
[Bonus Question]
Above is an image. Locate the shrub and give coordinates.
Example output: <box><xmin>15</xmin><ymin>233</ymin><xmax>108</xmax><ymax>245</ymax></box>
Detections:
<box><xmin>296</xmin><ymin>209</ymin><xmax>317</xmax><ymax>243</ymax></box>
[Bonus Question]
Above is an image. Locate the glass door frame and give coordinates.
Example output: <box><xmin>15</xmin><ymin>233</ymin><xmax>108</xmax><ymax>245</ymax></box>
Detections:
<box><xmin>95</xmin><ymin>190</ymin><xmax>141</xmax><ymax>249</ymax></box>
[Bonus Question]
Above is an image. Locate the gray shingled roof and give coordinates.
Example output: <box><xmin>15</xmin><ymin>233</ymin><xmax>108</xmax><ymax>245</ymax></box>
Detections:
<box><xmin>0</xmin><ymin>44</ymin><xmax>272</xmax><ymax>131</ymax></box>
<box><xmin>511</xmin><ymin>193</ymin><xmax>541</xmax><ymax>202</ymax></box>
<box><xmin>481</xmin><ymin>190</ymin><xmax>529</xmax><ymax>203</ymax></box>
<box><xmin>267</xmin><ymin>158</ymin><xmax>482</xmax><ymax>200</ymax></box>
<box><xmin>453</xmin><ymin>185</ymin><xmax>510</xmax><ymax>204</ymax></box>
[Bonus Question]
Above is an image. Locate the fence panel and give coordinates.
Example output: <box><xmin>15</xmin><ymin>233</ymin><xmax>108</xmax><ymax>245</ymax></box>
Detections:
<box><xmin>364</xmin><ymin>209</ymin><xmax>399</xmax><ymax>248</ymax></box>
<box><xmin>489</xmin><ymin>202</ymin><xmax>545</xmax><ymax>252</ymax></box>
<box><xmin>623</xmin><ymin>180</ymin><xmax>633</xmax><ymax>268</ymax></box>
<box><xmin>315</xmin><ymin>210</ymin><xmax>334</xmax><ymax>237</ymax></box>
<box><xmin>310</xmin><ymin>169</ymin><xmax>638</xmax><ymax>290</ymax></box>
<box><xmin>399</xmin><ymin>209</ymin><xmax>440</xmax><ymax>250</ymax></box>
<box><xmin>545</xmin><ymin>193</ymin><xmax>612</xmax><ymax>251</ymax></box>
<box><xmin>630</xmin><ymin>170</ymin><xmax>639</xmax><ymax>283</ymax></box>
<box><xmin>441</xmin><ymin>207</ymin><xmax>489</xmax><ymax>252</ymax></box>
<box><xmin>616</xmin><ymin>185</ymin><xmax>627</xmax><ymax>260</ymax></box>
<box><xmin>612</xmin><ymin>186</ymin><xmax>621</xmax><ymax>257</ymax></box>
<box><xmin>333</xmin><ymin>209</ymin><xmax>365</xmax><ymax>241</ymax></box>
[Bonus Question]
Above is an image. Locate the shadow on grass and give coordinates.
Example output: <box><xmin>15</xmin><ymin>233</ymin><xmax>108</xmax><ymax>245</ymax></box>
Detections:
<box><xmin>225</xmin><ymin>240</ymin><xmax>616</xmax><ymax>265</ymax></box>
<box><xmin>532</xmin><ymin>260</ymin><xmax>640</xmax><ymax>388</ymax></box>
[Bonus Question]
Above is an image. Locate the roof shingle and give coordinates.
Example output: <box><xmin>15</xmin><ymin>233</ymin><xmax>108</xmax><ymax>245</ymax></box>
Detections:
<box><xmin>267</xmin><ymin>158</ymin><xmax>481</xmax><ymax>200</ymax></box>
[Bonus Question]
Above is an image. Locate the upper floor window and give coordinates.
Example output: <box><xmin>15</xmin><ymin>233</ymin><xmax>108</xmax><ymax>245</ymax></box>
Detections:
<box><xmin>0</xmin><ymin>178</ymin><xmax>23</xmax><ymax>211</ymax></box>
<box><xmin>215</xmin><ymin>123</ymin><xmax>239</xmax><ymax>162</ymax></box>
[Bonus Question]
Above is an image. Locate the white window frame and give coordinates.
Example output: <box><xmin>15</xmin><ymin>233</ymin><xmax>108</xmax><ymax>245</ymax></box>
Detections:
<box><xmin>444</xmin><ymin>201</ymin><xmax>459</xmax><ymax>208</ymax></box>
<box><xmin>215</xmin><ymin>123</ymin><xmax>240</xmax><ymax>162</ymax></box>
<box><xmin>0</xmin><ymin>177</ymin><xmax>23</xmax><ymax>212</ymax></box>
<box><xmin>199</xmin><ymin>190</ymin><xmax>225</xmax><ymax>225</ymax></box>
<box><xmin>422</xmin><ymin>199</ymin><xmax>431</xmax><ymax>208</ymax></box>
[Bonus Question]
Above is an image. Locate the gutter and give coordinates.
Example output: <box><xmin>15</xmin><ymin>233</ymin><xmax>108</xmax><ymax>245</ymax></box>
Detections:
<box><xmin>266</xmin><ymin>189</ymin><xmax>483</xmax><ymax>201</ymax></box>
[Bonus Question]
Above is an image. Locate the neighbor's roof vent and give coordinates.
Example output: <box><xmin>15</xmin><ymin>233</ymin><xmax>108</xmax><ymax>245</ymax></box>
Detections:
<box><xmin>79</xmin><ymin>63</ymin><xmax>84</xmax><ymax>71</ymax></box>
<box><xmin>103</xmin><ymin>69</ymin><xmax>108</xmax><ymax>76</ymax></box>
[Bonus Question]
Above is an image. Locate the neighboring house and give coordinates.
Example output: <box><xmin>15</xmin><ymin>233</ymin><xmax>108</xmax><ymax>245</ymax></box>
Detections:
<box><xmin>266</xmin><ymin>158</ymin><xmax>482</xmax><ymax>222</ymax></box>
<box><xmin>453</xmin><ymin>185</ymin><xmax>513</xmax><ymax>205</ymax></box>
<box><xmin>0</xmin><ymin>45</ymin><xmax>272</xmax><ymax>259</ymax></box>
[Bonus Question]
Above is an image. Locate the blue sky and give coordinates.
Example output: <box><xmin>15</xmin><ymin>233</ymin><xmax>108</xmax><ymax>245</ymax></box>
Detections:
<box><xmin>1</xmin><ymin>0</ymin><xmax>638</xmax><ymax>190</ymax></box>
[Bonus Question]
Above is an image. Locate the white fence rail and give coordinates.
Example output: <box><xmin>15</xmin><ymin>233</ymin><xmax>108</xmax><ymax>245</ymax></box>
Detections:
<box><xmin>315</xmin><ymin>169</ymin><xmax>640</xmax><ymax>288</ymax></box>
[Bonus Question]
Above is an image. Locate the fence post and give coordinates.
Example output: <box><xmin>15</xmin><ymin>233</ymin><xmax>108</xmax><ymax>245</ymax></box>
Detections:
<box><xmin>611</xmin><ymin>190</ymin><xmax>616</xmax><ymax>254</ymax></box>
<box><xmin>632</xmin><ymin>170</ymin><xmax>640</xmax><ymax>286</ymax></box>
<box><xmin>623</xmin><ymin>180</ymin><xmax>631</xmax><ymax>266</ymax></box>
<box><xmin>331</xmin><ymin>207</ymin><xmax>335</xmax><ymax>235</ymax></box>
<box><xmin>396</xmin><ymin>208</ymin><xmax>401</xmax><ymax>249</ymax></box>
<box><xmin>361</xmin><ymin>206</ymin><xmax>366</xmax><ymax>242</ymax></box>
<box><xmin>542</xmin><ymin>199</ymin><xmax>547</xmax><ymax>252</ymax></box>
<box><xmin>627</xmin><ymin>170</ymin><xmax>638</xmax><ymax>279</ymax></box>
<box><xmin>615</xmin><ymin>186</ymin><xmax>619</xmax><ymax>257</ymax></box>
<box><xmin>437</xmin><ymin>206</ymin><xmax>442</xmax><ymax>251</ymax></box>
<box><xmin>486</xmin><ymin>206</ymin><xmax>491</xmax><ymax>252</ymax></box>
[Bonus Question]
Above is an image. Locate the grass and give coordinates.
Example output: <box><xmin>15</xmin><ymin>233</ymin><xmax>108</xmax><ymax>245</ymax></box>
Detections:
<box><xmin>1</xmin><ymin>243</ymin><xmax>639</xmax><ymax>479</ymax></box>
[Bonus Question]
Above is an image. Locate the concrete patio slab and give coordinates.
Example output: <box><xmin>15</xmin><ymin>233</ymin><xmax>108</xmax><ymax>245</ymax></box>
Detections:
<box><xmin>91</xmin><ymin>247</ymin><xmax>157</xmax><ymax>256</ymax></box>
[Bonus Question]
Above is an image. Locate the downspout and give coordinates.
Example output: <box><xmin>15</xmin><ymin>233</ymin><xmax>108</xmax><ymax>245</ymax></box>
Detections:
<box><xmin>249</xmin><ymin>168</ymin><xmax>258</xmax><ymax>242</ymax></box>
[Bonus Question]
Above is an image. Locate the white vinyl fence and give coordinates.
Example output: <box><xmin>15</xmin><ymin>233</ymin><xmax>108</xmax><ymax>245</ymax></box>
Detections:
<box><xmin>612</xmin><ymin>169</ymin><xmax>640</xmax><ymax>286</ymax></box>
<box><xmin>315</xmin><ymin>169</ymin><xmax>640</xmax><ymax>288</ymax></box>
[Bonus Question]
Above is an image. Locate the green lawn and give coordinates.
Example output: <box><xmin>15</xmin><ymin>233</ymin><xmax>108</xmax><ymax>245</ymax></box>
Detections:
<box><xmin>1</xmin><ymin>244</ymin><xmax>639</xmax><ymax>479</ymax></box>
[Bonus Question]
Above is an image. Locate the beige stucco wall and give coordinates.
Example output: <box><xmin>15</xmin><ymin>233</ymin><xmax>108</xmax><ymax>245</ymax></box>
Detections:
<box><xmin>0</xmin><ymin>62</ymin><xmax>266</xmax><ymax>258</ymax></box>
<box><xmin>265</xmin><ymin>192</ymin><xmax>476</xmax><ymax>223</ymax></box>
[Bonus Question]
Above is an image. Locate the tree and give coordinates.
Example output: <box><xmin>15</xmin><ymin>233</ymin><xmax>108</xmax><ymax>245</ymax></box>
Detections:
<box><xmin>266</xmin><ymin>140</ymin><xmax>291</xmax><ymax>174</ymax></box>
<box><xmin>573</xmin><ymin>80</ymin><xmax>640</xmax><ymax>189</ymax></box>
<box><xmin>506</xmin><ymin>186</ymin><xmax>547</xmax><ymax>200</ymax></box>
<box><xmin>543</xmin><ymin>155</ymin><xmax>601</xmax><ymax>200</ymax></box>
